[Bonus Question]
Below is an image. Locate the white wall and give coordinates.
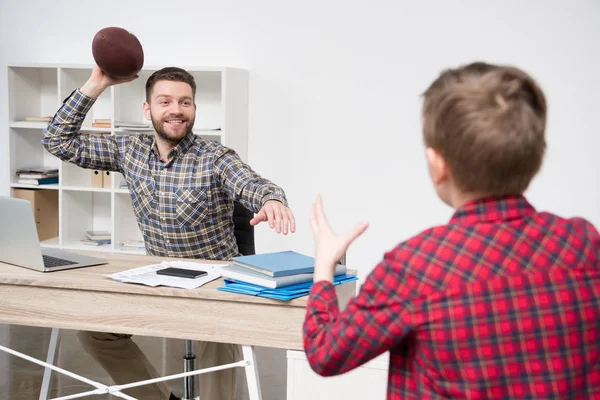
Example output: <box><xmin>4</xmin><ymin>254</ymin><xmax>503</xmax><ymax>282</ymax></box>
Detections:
<box><xmin>1</xmin><ymin>0</ymin><xmax>598</xmax><ymax>281</ymax></box>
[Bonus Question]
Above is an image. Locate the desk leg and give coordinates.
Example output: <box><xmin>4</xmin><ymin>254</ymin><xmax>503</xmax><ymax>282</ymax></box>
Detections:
<box><xmin>242</xmin><ymin>345</ymin><xmax>262</xmax><ymax>400</ymax></box>
<box><xmin>39</xmin><ymin>328</ymin><xmax>60</xmax><ymax>400</ymax></box>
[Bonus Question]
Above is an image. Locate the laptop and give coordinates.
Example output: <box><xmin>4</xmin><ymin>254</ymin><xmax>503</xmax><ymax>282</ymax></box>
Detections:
<box><xmin>0</xmin><ymin>196</ymin><xmax>107</xmax><ymax>272</ymax></box>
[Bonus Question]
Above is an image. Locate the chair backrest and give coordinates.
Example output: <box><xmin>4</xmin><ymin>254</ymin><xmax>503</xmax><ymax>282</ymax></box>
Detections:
<box><xmin>232</xmin><ymin>201</ymin><xmax>255</xmax><ymax>256</ymax></box>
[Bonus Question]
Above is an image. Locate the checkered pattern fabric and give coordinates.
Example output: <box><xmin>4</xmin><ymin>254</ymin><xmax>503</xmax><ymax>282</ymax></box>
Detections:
<box><xmin>42</xmin><ymin>89</ymin><xmax>287</xmax><ymax>260</ymax></box>
<box><xmin>304</xmin><ymin>195</ymin><xmax>600</xmax><ymax>399</ymax></box>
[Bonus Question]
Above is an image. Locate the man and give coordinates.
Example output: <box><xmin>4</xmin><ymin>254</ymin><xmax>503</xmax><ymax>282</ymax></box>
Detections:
<box><xmin>303</xmin><ymin>62</ymin><xmax>600</xmax><ymax>398</ymax></box>
<box><xmin>42</xmin><ymin>66</ymin><xmax>295</xmax><ymax>399</ymax></box>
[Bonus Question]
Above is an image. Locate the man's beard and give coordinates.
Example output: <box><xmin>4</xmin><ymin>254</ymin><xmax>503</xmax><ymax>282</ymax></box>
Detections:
<box><xmin>150</xmin><ymin>113</ymin><xmax>195</xmax><ymax>144</ymax></box>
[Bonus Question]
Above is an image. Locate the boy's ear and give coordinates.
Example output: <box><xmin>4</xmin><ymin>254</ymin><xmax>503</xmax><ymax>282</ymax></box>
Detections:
<box><xmin>426</xmin><ymin>147</ymin><xmax>449</xmax><ymax>185</ymax></box>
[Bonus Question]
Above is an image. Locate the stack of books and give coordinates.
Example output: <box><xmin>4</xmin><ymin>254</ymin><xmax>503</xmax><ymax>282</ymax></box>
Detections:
<box><xmin>80</xmin><ymin>230</ymin><xmax>111</xmax><ymax>246</ymax></box>
<box><xmin>218</xmin><ymin>250</ymin><xmax>357</xmax><ymax>301</ymax></box>
<box><xmin>115</xmin><ymin>121</ymin><xmax>153</xmax><ymax>131</ymax></box>
<box><xmin>121</xmin><ymin>239</ymin><xmax>145</xmax><ymax>250</ymax></box>
<box><xmin>24</xmin><ymin>116</ymin><xmax>52</xmax><ymax>123</ymax></box>
<box><xmin>16</xmin><ymin>167</ymin><xmax>59</xmax><ymax>185</ymax></box>
<box><xmin>92</xmin><ymin>118</ymin><xmax>111</xmax><ymax>128</ymax></box>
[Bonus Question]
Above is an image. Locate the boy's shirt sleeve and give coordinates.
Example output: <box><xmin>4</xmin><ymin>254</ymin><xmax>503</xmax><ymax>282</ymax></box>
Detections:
<box><xmin>303</xmin><ymin>251</ymin><xmax>415</xmax><ymax>376</ymax></box>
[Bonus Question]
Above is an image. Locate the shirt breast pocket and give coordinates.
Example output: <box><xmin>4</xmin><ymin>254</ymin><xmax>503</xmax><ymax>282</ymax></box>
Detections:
<box><xmin>175</xmin><ymin>188</ymin><xmax>210</xmax><ymax>227</ymax></box>
<box><xmin>131</xmin><ymin>180</ymin><xmax>156</xmax><ymax>218</ymax></box>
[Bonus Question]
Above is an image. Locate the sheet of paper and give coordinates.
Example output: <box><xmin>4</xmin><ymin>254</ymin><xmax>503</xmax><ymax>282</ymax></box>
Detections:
<box><xmin>106</xmin><ymin>261</ymin><xmax>223</xmax><ymax>290</ymax></box>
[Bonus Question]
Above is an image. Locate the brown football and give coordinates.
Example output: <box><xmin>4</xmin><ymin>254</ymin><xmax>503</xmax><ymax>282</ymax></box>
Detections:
<box><xmin>92</xmin><ymin>27</ymin><xmax>144</xmax><ymax>79</ymax></box>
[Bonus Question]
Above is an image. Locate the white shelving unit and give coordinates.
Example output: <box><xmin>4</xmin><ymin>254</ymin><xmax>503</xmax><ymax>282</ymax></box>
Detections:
<box><xmin>6</xmin><ymin>64</ymin><xmax>249</xmax><ymax>255</ymax></box>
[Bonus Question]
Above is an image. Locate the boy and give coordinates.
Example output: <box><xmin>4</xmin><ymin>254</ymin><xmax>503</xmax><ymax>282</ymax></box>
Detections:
<box><xmin>303</xmin><ymin>62</ymin><xmax>600</xmax><ymax>398</ymax></box>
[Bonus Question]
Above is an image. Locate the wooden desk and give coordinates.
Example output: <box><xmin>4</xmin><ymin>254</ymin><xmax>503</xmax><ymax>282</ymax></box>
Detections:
<box><xmin>0</xmin><ymin>251</ymin><xmax>356</xmax><ymax>350</ymax></box>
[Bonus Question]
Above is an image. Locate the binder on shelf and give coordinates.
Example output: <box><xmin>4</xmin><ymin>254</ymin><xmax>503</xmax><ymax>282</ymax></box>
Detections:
<box><xmin>91</xmin><ymin>170</ymin><xmax>103</xmax><ymax>188</ymax></box>
<box><xmin>103</xmin><ymin>171</ymin><xmax>112</xmax><ymax>188</ymax></box>
<box><xmin>12</xmin><ymin>188</ymin><xmax>58</xmax><ymax>241</ymax></box>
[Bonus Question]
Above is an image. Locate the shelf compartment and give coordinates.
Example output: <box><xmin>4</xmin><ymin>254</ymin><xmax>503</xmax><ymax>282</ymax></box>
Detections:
<box><xmin>61</xmin><ymin>190</ymin><xmax>112</xmax><ymax>249</ymax></box>
<box><xmin>9</xmin><ymin>128</ymin><xmax>60</xmax><ymax>186</ymax></box>
<box><xmin>8</xmin><ymin>66</ymin><xmax>59</xmax><ymax>123</ymax></box>
<box><xmin>113</xmin><ymin>192</ymin><xmax>145</xmax><ymax>254</ymax></box>
<box><xmin>59</xmin><ymin>67</ymin><xmax>112</xmax><ymax>129</ymax></box>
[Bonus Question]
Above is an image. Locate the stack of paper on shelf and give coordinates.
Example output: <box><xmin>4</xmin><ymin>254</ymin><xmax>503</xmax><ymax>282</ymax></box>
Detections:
<box><xmin>217</xmin><ymin>250</ymin><xmax>357</xmax><ymax>300</ymax></box>
<box><xmin>80</xmin><ymin>230</ymin><xmax>111</xmax><ymax>246</ymax></box>
<box><xmin>16</xmin><ymin>167</ymin><xmax>59</xmax><ymax>185</ymax></box>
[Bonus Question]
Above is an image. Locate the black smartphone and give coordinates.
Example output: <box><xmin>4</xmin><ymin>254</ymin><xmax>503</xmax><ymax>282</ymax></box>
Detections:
<box><xmin>156</xmin><ymin>267</ymin><xmax>208</xmax><ymax>279</ymax></box>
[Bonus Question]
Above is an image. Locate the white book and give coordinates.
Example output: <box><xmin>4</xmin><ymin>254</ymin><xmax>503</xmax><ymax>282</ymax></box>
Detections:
<box><xmin>17</xmin><ymin>173</ymin><xmax>58</xmax><ymax>179</ymax></box>
<box><xmin>220</xmin><ymin>263</ymin><xmax>349</xmax><ymax>289</ymax></box>
<box><xmin>17</xmin><ymin>178</ymin><xmax>57</xmax><ymax>185</ymax></box>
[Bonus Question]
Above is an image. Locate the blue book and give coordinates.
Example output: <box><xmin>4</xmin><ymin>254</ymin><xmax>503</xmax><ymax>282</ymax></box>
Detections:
<box><xmin>217</xmin><ymin>274</ymin><xmax>358</xmax><ymax>301</ymax></box>
<box><xmin>232</xmin><ymin>250</ymin><xmax>325</xmax><ymax>278</ymax></box>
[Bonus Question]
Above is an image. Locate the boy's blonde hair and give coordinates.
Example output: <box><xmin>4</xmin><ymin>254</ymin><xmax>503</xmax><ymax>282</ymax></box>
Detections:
<box><xmin>422</xmin><ymin>62</ymin><xmax>547</xmax><ymax>196</ymax></box>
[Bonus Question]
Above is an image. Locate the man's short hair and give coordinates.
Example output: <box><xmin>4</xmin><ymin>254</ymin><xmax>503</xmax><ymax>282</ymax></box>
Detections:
<box><xmin>422</xmin><ymin>62</ymin><xmax>547</xmax><ymax>196</ymax></box>
<box><xmin>145</xmin><ymin>67</ymin><xmax>196</xmax><ymax>102</ymax></box>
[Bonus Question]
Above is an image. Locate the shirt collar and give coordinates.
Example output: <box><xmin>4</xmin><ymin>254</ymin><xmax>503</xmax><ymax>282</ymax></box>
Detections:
<box><xmin>150</xmin><ymin>132</ymin><xmax>196</xmax><ymax>162</ymax></box>
<box><xmin>449</xmin><ymin>195</ymin><xmax>536</xmax><ymax>225</ymax></box>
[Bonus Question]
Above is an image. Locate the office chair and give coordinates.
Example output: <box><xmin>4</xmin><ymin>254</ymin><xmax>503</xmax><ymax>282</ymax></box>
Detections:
<box><xmin>182</xmin><ymin>201</ymin><xmax>256</xmax><ymax>400</ymax></box>
<box><xmin>232</xmin><ymin>201</ymin><xmax>256</xmax><ymax>257</ymax></box>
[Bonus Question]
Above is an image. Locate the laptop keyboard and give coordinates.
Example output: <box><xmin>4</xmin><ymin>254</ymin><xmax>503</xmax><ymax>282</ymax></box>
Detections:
<box><xmin>42</xmin><ymin>254</ymin><xmax>77</xmax><ymax>269</ymax></box>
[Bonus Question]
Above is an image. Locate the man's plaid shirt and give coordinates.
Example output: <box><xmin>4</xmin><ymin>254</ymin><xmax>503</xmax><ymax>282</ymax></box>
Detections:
<box><xmin>42</xmin><ymin>89</ymin><xmax>288</xmax><ymax>260</ymax></box>
<box><xmin>304</xmin><ymin>195</ymin><xmax>600</xmax><ymax>399</ymax></box>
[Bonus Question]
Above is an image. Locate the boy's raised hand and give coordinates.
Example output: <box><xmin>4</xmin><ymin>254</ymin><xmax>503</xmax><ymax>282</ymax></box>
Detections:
<box><xmin>310</xmin><ymin>195</ymin><xmax>369</xmax><ymax>282</ymax></box>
